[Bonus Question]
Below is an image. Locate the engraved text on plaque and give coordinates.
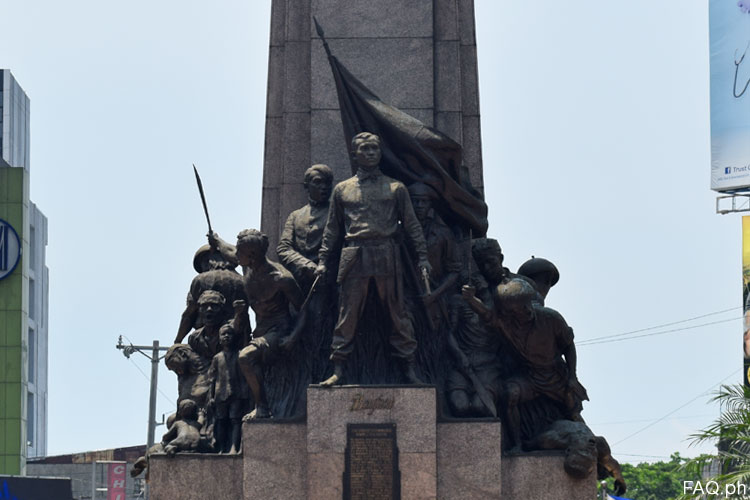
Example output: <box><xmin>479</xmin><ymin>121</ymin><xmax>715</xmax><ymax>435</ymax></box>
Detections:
<box><xmin>343</xmin><ymin>423</ymin><xmax>400</xmax><ymax>500</ymax></box>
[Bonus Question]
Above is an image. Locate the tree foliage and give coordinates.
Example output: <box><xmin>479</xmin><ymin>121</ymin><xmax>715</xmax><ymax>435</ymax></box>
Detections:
<box><xmin>598</xmin><ymin>452</ymin><xmax>695</xmax><ymax>500</ymax></box>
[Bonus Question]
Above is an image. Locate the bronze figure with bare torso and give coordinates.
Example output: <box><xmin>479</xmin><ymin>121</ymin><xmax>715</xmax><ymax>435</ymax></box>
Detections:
<box><xmin>211</xmin><ymin>229</ymin><xmax>304</xmax><ymax>419</ymax></box>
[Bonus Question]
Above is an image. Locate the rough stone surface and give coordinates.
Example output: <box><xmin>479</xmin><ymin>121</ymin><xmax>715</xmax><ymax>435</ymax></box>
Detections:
<box><xmin>406</xmin><ymin>108</ymin><xmax>435</xmax><ymax>128</ymax></box>
<box><xmin>266</xmin><ymin>47</ymin><xmax>285</xmax><ymax>118</ymax></box>
<box><xmin>434</xmin><ymin>0</ymin><xmax>460</xmax><ymax>41</ymax></box>
<box><xmin>310</xmin><ymin>109</ymin><xmax>354</xmax><ymax>181</ymax></box>
<box><xmin>502</xmin><ymin>453</ymin><xmax>597</xmax><ymax>500</ymax></box>
<box><xmin>458</xmin><ymin>0</ymin><xmax>477</xmax><ymax>45</ymax></box>
<box><xmin>311</xmin><ymin>0</ymin><xmax>432</xmax><ymax>38</ymax></box>
<box><xmin>266</xmin><ymin>52</ymin><xmax>285</xmax><ymax>118</ymax></box>
<box><xmin>281</xmin><ymin>112</ymin><xmax>311</xmax><ymax>184</ymax></box>
<box><xmin>148</xmin><ymin>454</ymin><xmax>243</xmax><ymax>500</ymax></box>
<box><xmin>243</xmin><ymin>421</ymin><xmax>307</xmax><ymax>500</ymax></box>
<box><xmin>261</xmin><ymin>184</ymin><xmax>280</xmax><ymax>218</ymax></box>
<box><xmin>263</xmin><ymin>117</ymin><xmax>283</xmax><ymax>185</ymax></box>
<box><xmin>307</xmin><ymin>385</ymin><xmax>437</xmax><ymax>454</ymax></box>
<box><xmin>437</xmin><ymin>421</ymin><xmax>502</xmax><ymax>499</ymax></box>
<box><xmin>400</xmin><ymin>452</ymin><xmax>438</xmax><ymax>500</ymax></box>
<box><xmin>269</xmin><ymin>0</ymin><xmax>286</xmax><ymax>46</ymax></box>
<box><xmin>283</xmin><ymin>42</ymin><xmax>311</xmax><ymax>112</ymax></box>
<box><xmin>435</xmin><ymin>41</ymin><xmax>462</xmax><ymax>112</ymax></box>
<box><xmin>307</xmin><ymin>452</ymin><xmax>345</xmax><ymax>500</ymax></box>
<box><xmin>435</xmin><ymin>111</ymin><xmax>462</xmax><ymax>144</ymax></box>
<box><xmin>460</xmin><ymin>45</ymin><xmax>480</xmax><ymax>116</ymax></box>
<box><xmin>286</xmin><ymin>0</ymin><xmax>311</xmax><ymax>42</ymax></box>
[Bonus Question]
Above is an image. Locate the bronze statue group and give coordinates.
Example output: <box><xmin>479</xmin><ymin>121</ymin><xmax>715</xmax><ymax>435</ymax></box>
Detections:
<box><xmin>132</xmin><ymin>132</ymin><xmax>626</xmax><ymax>495</ymax></box>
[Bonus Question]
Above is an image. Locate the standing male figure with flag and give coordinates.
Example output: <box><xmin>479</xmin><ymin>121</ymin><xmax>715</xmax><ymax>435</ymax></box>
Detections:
<box><xmin>316</xmin><ymin>132</ymin><xmax>431</xmax><ymax>386</ymax></box>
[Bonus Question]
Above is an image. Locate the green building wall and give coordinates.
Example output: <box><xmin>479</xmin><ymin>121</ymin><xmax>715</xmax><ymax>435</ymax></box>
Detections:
<box><xmin>0</xmin><ymin>166</ymin><xmax>29</xmax><ymax>475</ymax></box>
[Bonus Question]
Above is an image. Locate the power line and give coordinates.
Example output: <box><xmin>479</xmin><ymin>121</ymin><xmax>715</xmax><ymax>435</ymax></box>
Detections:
<box><xmin>127</xmin><ymin>357</ymin><xmax>151</xmax><ymax>383</ymax></box>
<box><xmin>613</xmin><ymin>368</ymin><xmax>741</xmax><ymax>447</ymax></box>
<box><xmin>127</xmin><ymin>357</ymin><xmax>175</xmax><ymax>406</ymax></box>
<box><xmin>616</xmin><ymin>453</ymin><xmax>674</xmax><ymax>460</ymax></box>
<box><xmin>121</xmin><ymin>335</ymin><xmax>174</xmax><ymax>405</ymax></box>
<box><xmin>578</xmin><ymin>306</ymin><xmax>742</xmax><ymax>344</ymax></box>
<box><xmin>591</xmin><ymin>413</ymin><xmax>716</xmax><ymax>426</ymax></box>
<box><xmin>117</xmin><ymin>336</ymin><xmax>174</xmax><ymax>449</ymax></box>
<box><xmin>578</xmin><ymin>316</ymin><xmax>742</xmax><ymax>346</ymax></box>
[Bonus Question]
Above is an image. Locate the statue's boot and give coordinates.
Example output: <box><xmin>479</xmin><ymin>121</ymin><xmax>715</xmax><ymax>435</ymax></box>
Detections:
<box><xmin>243</xmin><ymin>404</ymin><xmax>272</xmax><ymax>421</ymax></box>
<box><xmin>402</xmin><ymin>359</ymin><xmax>424</xmax><ymax>385</ymax></box>
<box><xmin>320</xmin><ymin>363</ymin><xmax>344</xmax><ymax>387</ymax></box>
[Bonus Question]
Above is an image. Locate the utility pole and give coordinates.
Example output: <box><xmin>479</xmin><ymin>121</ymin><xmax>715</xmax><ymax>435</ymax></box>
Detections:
<box><xmin>116</xmin><ymin>336</ymin><xmax>170</xmax><ymax>448</ymax></box>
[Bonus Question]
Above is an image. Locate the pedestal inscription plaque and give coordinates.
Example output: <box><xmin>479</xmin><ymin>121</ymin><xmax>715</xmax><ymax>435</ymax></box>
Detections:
<box><xmin>344</xmin><ymin>423</ymin><xmax>401</xmax><ymax>500</ymax></box>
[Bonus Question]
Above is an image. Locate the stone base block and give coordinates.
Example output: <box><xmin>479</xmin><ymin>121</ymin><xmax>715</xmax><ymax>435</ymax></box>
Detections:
<box><xmin>307</xmin><ymin>451</ymin><xmax>345</xmax><ymax>499</ymax></box>
<box><xmin>307</xmin><ymin>385</ymin><xmax>437</xmax><ymax>454</ymax></box>
<box><xmin>400</xmin><ymin>452</ymin><xmax>437</xmax><ymax>500</ymax></box>
<box><xmin>148</xmin><ymin>454</ymin><xmax>242</xmax><ymax>500</ymax></box>
<box><xmin>437</xmin><ymin>421</ymin><xmax>502</xmax><ymax>499</ymax></box>
<box><xmin>502</xmin><ymin>453</ymin><xmax>596</xmax><ymax>500</ymax></box>
<box><xmin>243</xmin><ymin>421</ymin><xmax>307</xmax><ymax>500</ymax></box>
<box><xmin>307</xmin><ymin>385</ymin><xmax>437</xmax><ymax>500</ymax></box>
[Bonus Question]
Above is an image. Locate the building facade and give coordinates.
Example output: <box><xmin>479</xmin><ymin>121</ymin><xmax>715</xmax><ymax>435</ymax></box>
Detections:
<box><xmin>1</xmin><ymin>69</ymin><xmax>30</xmax><ymax>171</ymax></box>
<box><xmin>27</xmin><ymin>446</ymin><xmax>147</xmax><ymax>500</ymax></box>
<box><xmin>26</xmin><ymin>201</ymin><xmax>48</xmax><ymax>459</ymax></box>
<box><xmin>0</xmin><ymin>69</ymin><xmax>49</xmax><ymax>475</ymax></box>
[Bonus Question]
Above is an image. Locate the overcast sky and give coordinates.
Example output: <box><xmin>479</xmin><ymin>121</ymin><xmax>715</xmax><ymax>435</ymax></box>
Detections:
<box><xmin>0</xmin><ymin>0</ymin><xmax>739</xmax><ymax>464</ymax></box>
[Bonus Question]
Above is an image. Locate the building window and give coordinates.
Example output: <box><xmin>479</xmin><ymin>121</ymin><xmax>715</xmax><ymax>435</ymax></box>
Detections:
<box><xmin>28</xmin><ymin>327</ymin><xmax>35</xmax><ymax>384</ymax></box>
<box><xmin>29</xmin><ymin>225</ymin><xmax>36</xmax><ymax>269</ymax></box>
<box><xmin>29</xmin><ymin>277</ymin><xmax>35</xmax><ymax>319</ymax></box>
<box><xmin>27</xmin><ymin>392</ymin><xmax>34</xmax><ymax>447</ymax></box>
<box><xmin>41</xmin><ymin>271</ymin><xmax>46</xmax><ymax>328</ymax></box>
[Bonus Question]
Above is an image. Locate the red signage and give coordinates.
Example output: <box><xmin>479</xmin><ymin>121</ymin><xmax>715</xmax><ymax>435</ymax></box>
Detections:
<box><xmin>108</xmin><ymin>462</ymin><xmax>127</xmax><ymax>500</ymax></box>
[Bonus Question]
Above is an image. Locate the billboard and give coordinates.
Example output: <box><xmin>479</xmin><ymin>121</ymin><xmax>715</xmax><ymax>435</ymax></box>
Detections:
<box><xmin>710</xmin><ymin>1</ymin><xmax>750</xmax><ymax>192</ymax></box>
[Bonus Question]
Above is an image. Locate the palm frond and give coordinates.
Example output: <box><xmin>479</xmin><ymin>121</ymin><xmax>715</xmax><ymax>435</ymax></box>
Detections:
<box><xmin>678</xmin><ymin>384</ymin><xmax>750</xmax><ymax>499</ymax></box>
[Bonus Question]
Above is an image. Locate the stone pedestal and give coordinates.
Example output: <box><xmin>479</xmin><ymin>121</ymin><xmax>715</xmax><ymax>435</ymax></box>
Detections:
<box><xmin>243</xmin><ymin>422</ymin><xmax>307</xmax><ymax>499</ymax></box>
<box><xmin>437</xmin><ymin>421</ymin><xmax>502</xmax><ymax>499</ymax></box>
<box><xmin>306</xmin><ymin>385</ymin><xmax>439</xmax><ymax>499</ymax></box>
<box><xmin>149</xmin><ymin>386</ymin><xmax>595</xmax><ymax>499</ymax></box>
<box><xmin>502</xmin><ymin>453</ymin><xmax>597</xmax><ymax>500</ymax></box>
<box><xmin>149</xmin><ymin>454</ymin><xmax>242</xmax><ymax>500</ymax></box>
<box><xmin>238</xmin><ymin>385</ymin><xmax>504</xmax><ymax>500</ymax></box>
